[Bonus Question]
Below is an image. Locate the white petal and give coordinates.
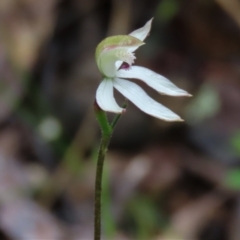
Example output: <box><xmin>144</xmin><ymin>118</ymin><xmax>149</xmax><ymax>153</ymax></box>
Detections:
<box><xmin>96</xmin><ymin>79</ymin><xmax>124</xmax><ymax>113</ymax></box>
<box><xmin>115</xmin><ymin>19</ymin><xmax>153</xmax><ymax>71</ymax></box>
<box><xmin>116</xmin><ymin>66</ymin><xmax>191</xmax><ymax>97</ymax></box>
<box><xmin>113</xmin><ymin>78</ymin><xmax>182</xmax><ymax>121</ymax></box>
<box><xmin>129</xmin><ymin>18</ymin><xmax>153</xmax><ymax>41</ymax></box>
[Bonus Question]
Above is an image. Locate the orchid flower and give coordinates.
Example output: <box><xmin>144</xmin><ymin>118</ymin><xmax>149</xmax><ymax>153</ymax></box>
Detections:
<box><xmin>95</xmin><ymin>18</ymin><xmax>191</xmax><ymax>121</ymax></box>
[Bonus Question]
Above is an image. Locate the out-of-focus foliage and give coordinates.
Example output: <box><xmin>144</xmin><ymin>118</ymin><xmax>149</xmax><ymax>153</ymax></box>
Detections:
<box><xmin>224</xmin><ymin>169</ymin><xmax>240</xmax><ymax>190</ymax></box>
<box><xmin>124</xmin><ymin>195</ymin><xmax>161</xmax><ymax>240</ymax></box>
<box><xmin>185</xmin><ymin>83</ymin><xmax>220</xmax><ymax>124</ymax></box>
<box><xmin>156</xmin><ymin>0</ymin><xmax>179</xmax><ymax>22</ymax></box>
<box><xmin>231</xmin><ymin>130</ymin><xmax>240</xmax><ymax>156</ymax></box>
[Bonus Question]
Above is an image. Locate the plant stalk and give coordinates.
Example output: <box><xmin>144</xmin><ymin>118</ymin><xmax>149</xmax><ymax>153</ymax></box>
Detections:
<box><xmin>94</xmin><ymin>100</ymin><xmax>126</xmax><ymax>240</ymax></box>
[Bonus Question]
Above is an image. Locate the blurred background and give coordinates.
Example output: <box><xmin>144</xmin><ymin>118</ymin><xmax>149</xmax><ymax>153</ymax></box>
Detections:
<box><xmin>1</xmin><ymin>0</ymin><xmax>240</xmax><ymax>239</ymax></box>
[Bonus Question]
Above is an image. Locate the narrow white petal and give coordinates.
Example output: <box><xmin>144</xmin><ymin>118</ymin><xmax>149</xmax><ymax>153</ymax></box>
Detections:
<box><xmin>129</xmin><ymin>18</ymin><xmax>153</xmax><ymax>41</ymax></box>
<box><xmin>96</xmin><ymin>79</ymin><xmax>124</xmax><ymax>113</ymax></box>
<box><xmin>114</xmin><ymin>19</ymin><xmax>152</xmax><ymax>71</ymax></box>
<box><xmin>113</xmin><ymin>78</ymin><xmax>182</xmax><ymax>121</ymax></box>
<box><xmin>116</xmin><ymin>66</ymin><xmax>191</xmax><ymax>97</ymax></box>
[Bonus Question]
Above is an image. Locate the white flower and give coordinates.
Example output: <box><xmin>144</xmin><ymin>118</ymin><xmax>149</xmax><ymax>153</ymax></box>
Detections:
<box><xmin>95</xmin><ymin>19</ymin><xmax>191</xmax><ymax>121</ymax></box>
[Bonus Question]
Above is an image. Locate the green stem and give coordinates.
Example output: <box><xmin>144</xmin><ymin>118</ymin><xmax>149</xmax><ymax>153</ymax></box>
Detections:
<box><xmin>110</xmin><ymin>99</ymin><xmax>128</xmax><ymax>129</ymax></box>
<box><xmin>94</xmin><ymin>133</ymin><xmax>111</xmax><ymax>240</ymax></box>
<box><xmin>94</xmin><ymin>100</ymin><xmax>126</xmax><ymax>240</ymax></box>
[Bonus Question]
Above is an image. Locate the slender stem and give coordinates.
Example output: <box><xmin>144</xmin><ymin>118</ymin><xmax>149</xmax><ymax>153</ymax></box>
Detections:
<box><xmin>94</xmin><ymin>100</ymin><xmax>126</xmax><ymax>240</ymax></box>
<box><xmin>110</xmin><ymin>99</ymin><xmax>128</xmax><ymax>129</ymax></box>
<box><xmin>94</xmin><ymin>133</ymin><xmax>111</xmax><ymax>240</ymax></box>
